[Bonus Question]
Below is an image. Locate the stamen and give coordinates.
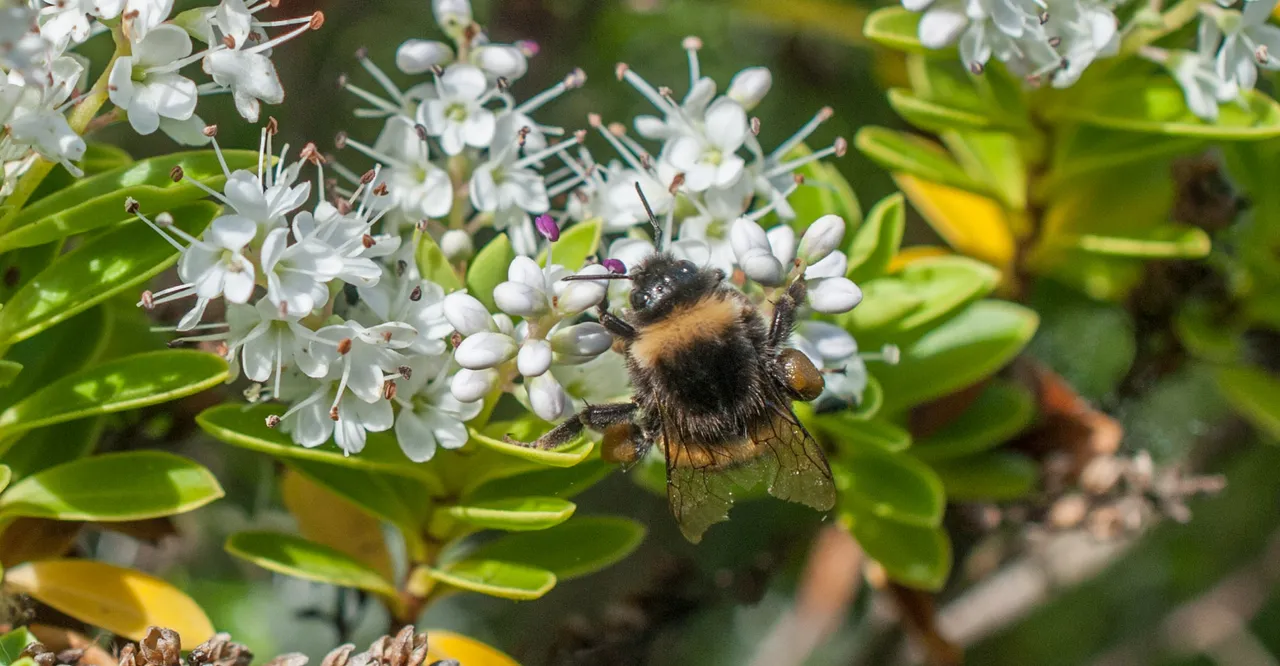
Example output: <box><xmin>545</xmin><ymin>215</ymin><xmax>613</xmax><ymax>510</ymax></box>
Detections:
<box><xmin>616</xmin><ymin>63</ymin><xmax>675</xmax><ymax>113</ymax></box>
<box><xmin>341</xmin><ymin>80</ymin><xmax>401</xmax><ymax>114</ymax></box>
<box><xmin>764</xmin><ymin>137</ymin><xmax>847</xmax><ymax>178</ymax></box>
<box><xmin>513</xmin><ymin>135</ymin><xmax>583</xmax><ymax>169</ymax></box>
<box><xmin>205</xmin><ymin>125</ymin><xmax>233</xmax><ymax>179</ymax></box>
<box><xmin>682</xmin><ymin>36</ymin><xmax>702</xmax><ymax>90</ymax></box>
<box><xmin>245</xmin><ymin>17</ymin><xmax>318</xmax><ymax>56</ymax></box>
<box><xmin>770</xmin><ymin>107</ymin><xmax>834</xmax><ymax>162</ymax></box>
<box><xmin>357</xmin><ymin>47</ymin><xmax>406</xmax><ymax>105</ymax></box>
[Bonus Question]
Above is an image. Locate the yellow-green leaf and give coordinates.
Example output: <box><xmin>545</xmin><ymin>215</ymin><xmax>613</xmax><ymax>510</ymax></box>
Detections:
<box><xmin>1061</xmin><ymin>226</ymin><xmax>1211</xmax><ymax>259</ymax></box>
<box><xmin>3</xmin><ymin>559</ymin><xmax>214</xmax><ymax>642</ymax></box>
<box><xmin>913</xmin><ymin>380</ymin><xmax>1035</xmax><ymax>461</ymax></box>
<box><xmin>416</xmin><ymin>231</ymin><xmax>463</xmax><ymax>293</ymax></box>
<box><xmin>848</xmin><ymin>512</ymin><xmax>951</xmax><ymax>591</ymax></box>
<box><xmin>863</xmin><ymin>7</ymin><xmax>931</xmax><ymax>53</ymax></box>
<box><xmin>280</xmin><ymin>469</ymin><xmax>395</xmax><ymax>583</ymax></box>
<box><xmin>425</xmin><ymin>631</ymin><xmax>520</xmax><ymax>666</ymax></box>
<box><xmin>466</xmin><ymin>232</ymin><xmax>515</xmax><ymax>312</ymax></box>
<box><xmin>1214</xmin><ymin>366</ymin><xmax>1280</xmax><ymax>442</ymax></box>
<box><xmin>856</xmin><ymin>127</ymin><xmax>988</xmax><ymax>196</ymax></box>
<box><xmin>447</xmin><ymin>497</ymin><xmax>576</xmax><ymax>531</ymax></box>
<box><xmin>429</xmin><ymin>559</ymin><xmax>556</xmax><ymax>601</ymax></box>
<box><xmin>471</xmin><ymin>425</ymin><xmax>593</xmax><ymax>468</ymax></box>
<box><xmin>846</xmin><ymin>193</ymin><xmax>905</xmax><ymax>283</ymax></box>
<box><xmin>538</xmin><ymin>218</ymin><xmax>602</xmax><ymax>271</ymax></box>
<box><xmin>1051</xmin><ymin>82</ymin><xmax>1280</xmax><ymax>140</ymax></box>
<box><xmin>928</xmin><ymin>452</ymin><xmax>1038</xmax><ymax>500</ymax></box>
<box><xmin>225</xmin><ymin>531</ymin><xmax>399</xmax><ymax>602</ymax></box>
<box><xmin>894</xmin><ymin>173</ymin><xmax>1016</xmax><ymax>274</ymax></box>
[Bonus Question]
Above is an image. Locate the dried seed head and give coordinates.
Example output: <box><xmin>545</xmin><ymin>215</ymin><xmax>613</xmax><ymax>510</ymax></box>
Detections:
<box><xmin>119</xmin><ymin>644</ymin><xmax>138</xmax><ymax>666</ymax></box>
<box><xmin>20</xmin><ymin>644</ymin><xmax>48</xmax><ymax>659</ymax></box>
<box><xmin>56</xmin><ymin>649</ymin><xmax>85</xmax><ymax>665</ymax></box>
<box><xmin>263</xmin><ymin>655</ymin><xmax>308</xmax><ymax>666</ymax></box>
<box><xmin>319</xmin><ymin>645</ymin><xmax>355</xmax><ymax>666</ymax></box>
<box><xmin>140</xmin><ymin>626</ymin><xmax>181</xmax><ymax>666</ymax></box>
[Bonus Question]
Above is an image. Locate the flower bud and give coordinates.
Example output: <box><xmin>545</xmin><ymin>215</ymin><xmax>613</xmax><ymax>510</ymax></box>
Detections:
<box><xmin>451</xmin><ymin>367</ymin><xmax>498</xmax><ymax>402</ymax></box>
<box><xmin>766</xmin><ymin>225</ymin><xmax>797</xmax><ymax>265</ymax></box>
<box><xmin>535</xmin><ymin>213</ymin><xmax>560</xmax><ymax>242</ymax></box>
<box><xmin>494</xmin><ymin>281</ymin><xmax>548</xmax><ymax>318</ymax></box>
<box><xmin>454</xmin><ymin>331</ymin><xmax>518</xmax><ymax>369</ymax></box>
<box><xmin>396</xmin><ymin>39</ymin><xmax>453</xmax><ymax>74</ymax></box>
<box><xmin>472</xmin><ymin>44</ymin><xmax>528</xmax><ymax>80</ymax></box>
<box><xmin>602</xmin><ymin>258</ymin><xmax>626</xmax><ymax>274</ymax></box>
<box><xmin>551</xmin><ymin>322</ymin><xmax>613</xmax><ymax>357</ymax></box>
<box><xmin>556</xmin><ymin>265</ymin><xmax>609</xmax><ymax>315</ymax></box>
<box><xmin>729</xmin><ymin>217</ymin><xmax>771</xmax><ymax>261</ymax></box>
<box><xmin>804</xmin><ymin>250</ymin><xmax>848</xmax><ymax>279</ymax></box>
<box><xmin>807</xmin><ymin>277</ymin><xmax>863</xmax><ymax>314</ymax></box>
<box><xmin>798</xmin><ymin>214</ymin><xmax>845</xmax><ymax>264</ymax></box>
<box><xmin>441</xmin><ymin>229</ymin><xmax>474</xmax><ymax>261</ymax></box>
<box><xmin>527</xmin><ymin>372</ymin><xmax>566</xmax><ymax>422</ymax></box>
<box><xmin>739</xmin><ymin>247</ymin><xmax>785</xmax><ymax>286</ymax></box>
<box><xmin>798</xmin><ymin>321</ymin><xmax>857</xmax><ymax>360</ymax></box>
<box><xmin>727</xmin><ymin>66</ymin><xmax>772</xmax><ymax>110</ymax></box>
<box><xmin>432</xmin><ymin>0</ymin><xmax>472</xmax><ymax>30</ymax></box>
<box><xmin>492</xmin><ymin>313</ymin><xmax>515</xmax><ymax>336</ymax></box>
<box><xmin>517</xmin><ymin>339</ymin><xmax>553</xmax><ymax>377</ymax></box>
<box><xmin>443</xmin><ymin>292</ymin><xmax>494</xmax><ymax>336</ymax></box>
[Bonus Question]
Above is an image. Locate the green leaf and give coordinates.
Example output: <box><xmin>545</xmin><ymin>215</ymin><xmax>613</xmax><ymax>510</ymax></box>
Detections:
<box><xmin>846</xmin><ymin>193</ymin><xmax>905</xmax><ymax>283</ymax></box>
<box><xmin>849</xmin><ymin>511</ymin><xmax>951</xmax><ymax>590</ymax></box>
<box><xmin>30</xmin><ymin>144</ymin><xmax>135</xmax><ymax>203</ymax></box>
<box><xmin>0</xmin><ymin>627</ymin><xmax>39</xmax><ymax>666</ymax></box>
<box><xmin>1059</xmin><ymin>225</ymin><xmax>1211</xmax><ymax>259</ymax></box>
<box><xmin>472</xmin><ymin>423</ymin><xmax>593</xmax><ymax>468</ymax></box>
<box><xmin>0</xmin><ymin>202</ymin><xmax>218</xmax><ymax>345</ymax></box>
<box><xmin>812</xmin><ymin>412</ymin><xmax>910</xmax><ymax>452</ymax></box>
<box><xmin>1051</xmin><ymin>82</ymin><xmax>1280</xmax><ymax>140</ymax></box>
<box><xmin>1026</xmin><ymin>279</ymin><xmax>1136</xmax><ymax>400</ymax></box>
<box><xmin>466</xmin><ymin>233</ymin><xmax>515</xmax><ymax>312</ymax></box>
<box><xmin>1214</xmin><ymin>366</ymin><xmax>1280</xmax><ymax>442</ymax></box>
<box><xmin>942</xmin><ymin>131</ymin><xmax>1028</xmax><ymax>211</ymax></box>
<box><xmin>863</xmin><ymin>7</ymin><xmax>930</xmax><ymax>53</ymax></box>
<box><xmin>538</xmin><ymin>219</ymin><xmax>602</xmax><ymax>271</ymax></box>
<box><xmin>0</xmin><ymin>243</ymin><xmax>62</xmax><ymax>303</ymax></box>
<box><xmin>837</xmin><ymin>278</ymin><xmax>925</xmax><ymax>335</ymax></box>
<box><xmin>778</xmin><ymin>144</ymin><xmax>862</xmax><ymax>235</ymax></box>
<box><xmin>928</xmin><ymin>452</ymin><xmax>1038</xmax><ymax>500</ymax></box>
<box><xmin>878</xmin><ymin>300</ymin><xmax>1039</xmax><ymax>413</ymax></box>
<box><xmin>463</xmin><ymin>516</ymin><xmax>645</xmax><ymax>581</ymax></box>
<box><xmin>888</xmin><ymin>89</ymin><xmax>1014</xmax><ymax>134</ymax></box>
<box><xmin>283</xmin><ymin>459</ymin><xmax>428</xmax><ymax>549</ymax></box>
<box><xmin>0</xmin><ymin>363</ymin><xmax>20</xmax><ymax>388</ymax></box>
<box><xmin>1</xmin><ymin>418</ymin><xmax>103</xmax><ymax>482</ymax></box>
<box><xmin>0</xmin><ymin>150</ymin><xmax>258</xmax><ymax>252</ymax></box>
<box><xmin>430</xmin><ymin>559</ymin><xmax>556</xmax><ymax>601</ymax></box>
<box><xmin>0</xmin><ymin>464</ymin><xmax>9</xmax><ymax>495</ymax></box>
<box><xmin>0</xmin><ymin>350</ymin><xmax>228</xmax><ymax>437</ymax></box>
<box><xmin>892</xmin><ymin>255</ymin><xmax>1001</xmax><ymax>332</ymax></box>
<box><xmin>913</xmin><ymin>381</ymin><xmax>1035</xmax><ymax>462</ymax></box>
<box><xmin>416</xmin><ymin>231</ymin><xmax>463</xmax><ymax>293</ymax></box>
<box><xmin>1047</xmin><ymin>125</ymin><xmax>1202</xmax><ymax>191</ymax></box>
<box><xmin>0</xmin><ymin>451</ymin><xmax>223</xmax><ymax>522</ymax></box>
<box><xmin>464</xmin><ymin>459</ymin><xmax>612</xmax><ymax>502</ymax></box>
<box><xmin>196</xmin><ymin>403</ymin><xmax>445</xmax><ymax>488</ymax></box>
<box><xmin>855</xmin><ymin>127</ymin><xmax>988</xmax><ymax>196</ymax></box>
<box><xmin>446</xmin><ymin>497</ymin><xmax>576</xmax><ymax>531</ymax></box>
<box><xmin>225</xmin><ymin>531</ymin><xmax>398</xmax><ymax>600</ymax></box>
<box><xmin>835</xmin><ymin>449</ymin><xmax>944</xmax><ymax>527</ymax></box>
<box><xmin>0</xmin><ymin>307</ymin><xmax>109</xmax><ymax>412</ymax></box>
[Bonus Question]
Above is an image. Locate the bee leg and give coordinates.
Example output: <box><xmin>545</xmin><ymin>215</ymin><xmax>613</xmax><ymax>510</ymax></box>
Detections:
<box><xmin>768</xmin><ymin>279</ymin><xmax>807</xmax><ymax>348</ymax></box>
<box><xmin>603</xmin><ymin>416</ymin><xmax>660</xmax><ymax>466</ymax></box>
<box><xmin>503</xmin><ymin>402</ymin><xmax>638</xmax><ymax>450</ymax></box>
<box><xmin>775</xmin><ymin>347</ymin><xmax>825</xmax><ymax>401</ymax></box>
<box><xmin>597</xmin><ymin>303</ymin><xmax>636</xmax><ymax>340</ymax></box>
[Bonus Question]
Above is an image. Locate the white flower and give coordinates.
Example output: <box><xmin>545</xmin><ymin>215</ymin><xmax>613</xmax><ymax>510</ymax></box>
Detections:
<box><xmin>108</xmin><ymin>25</ymin><xmax>198</xmax><ymax>135</ymax></box>
<box><xmin>231</xmin><ymin>299</ymin><xmax>330</xmax><ymax>389</ymax></box>
<box><xmin>1201</xmin><ymin>0</ymin><xmax>1280</xmax><ymax>91</ymax></box>
<box><xmin>362</xmin><ymin>274</ymin><xmax>453</xmax><ymax>357</ymax></box>
<box><xmin>280</xmin><ymin>380</ymin><xmax>393</xmax><ymax>454</ymax></box>
<box><xmin>392</xmin><ymin>356</ymin><xmax>481</xmax><ymax>462</ymax></box>
<box><xmin>293</xmin><ymin>201</ymin><xmax>398</xmax><ymax>287</ymax></box>
<box><xmin>223</xmin><ymin>167</ymin><xmax>310</xmax><ymax>233</ymax></box>
<box><xmin>678</xmin><ymin>215</ymin><xmax>736</xmax><ymax>274</ymax></box>
<box><xmin>804</xmin><ymin>252</ymin><xmax>862</xmax><ymax>314</ymax></box>
<box><xmin>493</xmin><ymin>256</ymin><xmax>607</xmax><ymax>319</ymax></box>
<box><xmin>396</xmin><ymin>39</ymin><xmax>453</xmax><ymax>74</ymax></box>
<box><xmin>312</xmin><ymin>320</ymin><xmax>417</xmax><ymax>403</ymax></box>
<box><xmin>38</xmin><ymin>0</ymin><xmax>123</xmax><ymax>50</ymax></box>
<box><xmin>469</xmin><ymin>150</ymin><xmax>551</xmax><ymax>215</ymax></box>
<box><xmin>451</xmin><ymin>367</ymin><xmax>499</xmax><ymax>402</ymax></box>
<box><xmin>471</xmin><ymin>44</ymin><xmax>527</xmax><ymax>81</ymax></box>
<box><xmin>517</xmin><ymin>338</ymin><xmax>552</xmax><ymax>377</ymax></box>
<box><xmin>1046</xmin><ymin>1</ymin><xmax>1119</xmax><ymax>88</ymax></box>
<box><xmin>368</xmin><ymin>116</ymin><xmax>453</xmax><ymax>222</ymax></box>
<box><xmin>443</xmin><ymin>292</ymin><xmax>497</xmax><ymax>336</ymax></box>
<box><xmin>730</xmin><ymin>217</ymin><xmax>785</xmax><ymax>286</ymax></box>
<box><xmin>122</xmin><ymin>0</ymin><xmax>174</xmax><ymax>43</ymax></box>
<box><xmin>797</xmin><ymin>214</ymin><xmax>845</xmax><ymax>264</ymax></box>
<box><xmin>1</xmin><ymin>5</ymin><xmax>48</xmax><ymax>79</ymax></box>
<box><xmin>550</xmin><ymin>322</ymin><xmax>613</xmax><ymax>361</ymax></box>
<box><xmin>260</xmin><ymin>226</ymin><xmax>342</xmax><ymax>316</ymax></box>
<box><xmin>527</xmin><ymin>370</ymin><xmax>568</xmax><ymax>421</ymax></box>
<box><xmin>179</xmin><ymin>214</ymin><xmax>258</xmax><ymax>305</ymax></box>
<box><xmin>433</xmin><ymin>0</ymin><xmax>472</xmax><ymax>33</ymax></box>
<box><xmin>3</xmin><ymin>59</ymin><xmax>86</xmax><ymax>170</ymax></box>
<box><xmin>455</xmin><ymin>331</ymin><xmax>518</xmax><ymax>369</ymax></box>
<box><xmin>203</xmin><ymin>49</ymin><xmax>284</xmax><ymax>122</ymax></box>
<box><xmin>1150</xmin><ymin>46</ymin><xmax>1239</xmax><ymax>121</ymax></box>
<box><xmin>418</xmin><ymin>64</ymin><xmax>495</xmax><ymax>155</ymax></box>
<box><xmin>662</xmin><ymin>97</ymin><xmax>748</xmax><ymax>192</ymax></box>
<box><xmin>726</xmin><ymin>67</ymin><xmax>772</xmax><ymax>110</ymax></box>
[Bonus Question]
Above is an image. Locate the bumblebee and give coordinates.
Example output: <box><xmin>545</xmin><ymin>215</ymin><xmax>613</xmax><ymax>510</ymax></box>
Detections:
<box><xmin>505</xmin><ymin>189</ymin><xmax>836</xmax><ymax>543</ymax></box>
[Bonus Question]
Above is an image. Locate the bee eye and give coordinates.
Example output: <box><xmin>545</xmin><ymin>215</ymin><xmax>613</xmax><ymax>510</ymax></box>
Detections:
<box><xmin>677</xmin><ymin>260</ymin><xmax>696</xmax><ymax>274</ymax></box>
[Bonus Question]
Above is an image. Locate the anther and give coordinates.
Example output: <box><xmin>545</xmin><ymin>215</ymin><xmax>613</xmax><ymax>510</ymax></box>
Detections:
<box><xmin>309</xmin><ymin>11</ymin><xmax>325</xmax><ymax>29</ymax></box>
<box><xmin>336</xmin><ymin>199</ymin><xmax>352</xmax><ymax>215</ymax></box>
<box><xmin>834</xmin><ymin>137</ymin><xmax>848</xmax><ymax>157</ymax></box>
<box><xmin>450</xmin><ymin>331</ymin><xmax>463</xmax><ymax>348</ymax></box>
<box><xmin>682</xmin><ymin>36</ymin><xmax>703</xmax><ymax>50</ymax></box>
<box><xmin>431</xmin><ymin>64</ymin><xmax>445</xmax><ymax>76</ymax></box>
<box><xmin>382</xmin><ymin>330</ymin><xmax>393</xmax><ymax>343</ymax></box>
<box><xmin>669</xmin><ymin>173</ymin><xmax>685</xmax><ymax>193</ymax></box>
<box><xmin>794</xmin><ymin>173</ymin><xmax>805</xmax><ymax>185</ymax></box>
<box><xmin>587</xmin><ymin>112</ymin><xmax>603</xmax><ymax>127</ymax></box>
<box><xmin>337</xmin><ymin>338</ymin><xmax>352</xmax><ymax>354</ymax></box>
<box><xmin>265</xmin><ymin>415</ymin><xmax>281</xmax><ymax>428</ymax></box>
<box><xmin>222</xmin><ymin>35</ymin><xmax>236</xmax><ymax>49</ymax></box>
<box><xmin>657</xmin><ymin>85</ymin><xmax>673</xmax><ymax>98</ymax></box>
<box><xmin>156</xmin><ymin>212</ymin><xmax>174</xmax><ymax>227</ymax></box>
<box><xmin>266</xmin><ymin>117</ymin><xmax>279</xmax><ymax>135</ymax></box>
<box><xmin>1039</xmin><ymin>11</ymin><xmax>1050</xmax><ymax>23</ymax></box>
<box><xmin>399</xmin><ymin>365</ymin><xmax>412</xmax><ymax>379</ymax></box>
<box><xmin>124</xmin><ymin>197</ymin><xmax>140</xmax><ymax>214</ymax></box>
<box><xmin>496</xmin><ymin>76</ymin><xmax>510</xmax><ymax>92</ymax></box>
<box><xmin>382</xmin><ymin>380</ymin><xmax>397</xmax><ymax>400</ymax></box>
<box><xmin>373</xmin><ymin>182</ymin><xmax>388</xmax><ymax>196</ymax></box>
<box><xmin>337</xmin><ymin>73</ymin><xmax>348</xmax><ymax>89</ymax></box>
<box><xmin>362</xmin><ymin>234</ymin><xmax>376</xmax><ymax>248</ymax></box>
<box><xmin>334</xmin><ymin>131</ymin><xmax>348</xmax><ymax>149</ymax></box>
<box><xmin>410</xmin><ymin>285</ymin><xmax>423</xmax><ymax>301</ymax></box>
<box><xmin>817</xmin><ymin>106</ymin><xmax>834</xmax><ymax>122</ymax></box>
<box><xmin>970</xmin><ymin>61</ymin><xmax>985</xmax><ymax>74</ymax></box>
<box><xmin>1257</xmin><ymin>45</ymin><xmax>1270</xmax><ymax>64</ymax></box>
<box><xmin>360</xmin><ymin>168</ymin><xmax>376</xmax><ymax>184</ymax></box>
<box><xmin>750</xmin><ymin>117</ymin><xmax>761</xmax><ymax>135</ymax></box>
<box><xmin>203</xmin><ymin>124</ymin><xmax>218</xmax><ymax>137</ymax></box>
<box><xmin>573</xmin><ymin>129</ymin><xmax>587</xmax><ymax>142</ymax></box>
<box><xmin>396</xmin><ymin>260</ymin><xmax>408</xmax><ymax>276</ymax></box>
<box><xmin>607</xmin><ymin>122</ymin><xmax>626</xmax><ymax>137</ymax></box>
<box><xmin>518</xmin><ymin>125</ymin><xmax>531</xmax><ymax>146</ymax></box>
<box><xmin>169</xmin><ymin>165</ymin><xmax>184</xmax><ymax>182</ymax></box>
<box><xmin>415</xmin><ymin>124</ymin><xmax>429</xmax><ymax>141</ymax></box>
<box><xmin>416</xmin><ymin>219</ymin><xmax>429</xmax><ymax>231</ymax></box>
<box><xmin>329</xmin><ymin>406</ymin><xmax>340</xmax><ymax>421</ymax></box>
<box><xmin>615</xmin><ymin>63</ymin><xmax>629</xmax><ymax>80</ymax></box>
<box><xmin>639</xmin><ymin>152</ymin><xmax>652</xmax><ymax>169</ymax></box>
<box><xmin>140</xmin><ymin>290</ymin><xmax>154</xmax><ymax>309</ymax></box>
<box><xmin>1048</xmin><ymin>36</ymin><xmax>1062</xmax><ymax>47</ymax></box>
<box><xmin>565</xmin><ymin>67</ymin><xmax>587</xmax><ymax>88</ymax></box>
<box><xmin>300</xmin><ymin>142</ymin><xmax>324</xmax><ymax>164</ymax></box>
<box><xmin>355</xmin><ymin>46</ymin><xmax>369</xmax><ymax>60</ymax></box>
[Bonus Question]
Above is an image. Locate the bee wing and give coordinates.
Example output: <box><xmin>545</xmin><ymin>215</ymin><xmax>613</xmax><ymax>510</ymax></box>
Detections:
<box><xmin>662</xmin><ymin>400</ymin><xmax>836</xmax><ymax>543</ymax></box>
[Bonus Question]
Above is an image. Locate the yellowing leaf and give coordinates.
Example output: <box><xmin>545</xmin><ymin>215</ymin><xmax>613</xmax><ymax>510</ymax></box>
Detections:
<box><xmin>893</xmin><ymin>173</ymin><xmax>1015</xmax><ymax>273</ymax></box>
<box><xmin>2</xmin><ymin>559</ymin><xmax>214</xmax><ymax>642</ymax></box>
<box><xmin>426</xmin><ymin>630</ymin><xmax>520</xmax><ymax>666</ymax></box>
<box><xmin>280</xmin><ymin>469</ymin><xmax>395</xmax><ymax>583</ymax></box>
<box><xmin>888</xmin><ymin>246</ymin><xmax>951</xmax><ymax>273</ymax></box>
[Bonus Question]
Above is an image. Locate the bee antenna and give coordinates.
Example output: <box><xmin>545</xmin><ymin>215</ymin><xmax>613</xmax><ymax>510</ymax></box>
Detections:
<box><xmin>634</xmin><ymin>182</ymin><xmax>663</xmax><ymax>249</ymax></box>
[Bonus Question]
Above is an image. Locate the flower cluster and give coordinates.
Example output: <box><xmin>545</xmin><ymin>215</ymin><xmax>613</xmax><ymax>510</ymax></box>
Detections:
<box><xmin>0</xmin><ymin>0</ymin><xmax>319</xmax><ymax>201</ymax></box>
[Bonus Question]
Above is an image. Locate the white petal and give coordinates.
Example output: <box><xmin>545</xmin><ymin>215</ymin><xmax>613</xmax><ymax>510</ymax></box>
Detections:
<box><xmin>798</xmin><ymin>214</ymin><xmax>845</xmax><ymax>264</ymax></box>
<box><xmin>108</xmin><ymin>57</ymin><xmax>136</xmax><ymax>110</ymax></box>
<box><xmin>241</xmin><ymin>328</ymin><xmax>276</xmax><ymax>381</ymax></box>
<box><xmin>704</xmin><ymin>97</ymin><xmax>748</xmax><ymax>152</ymax></box>
<box><xmin>740</xmin><ymin>247</ymin><xmax>785</xmax><ymax>286</ymax></box>
<box><xmin>494</xmin><ymin>281</ymin><xmax>548</xmax><ymax>317</ymax></box>
<box><xmin>767</xmin><ymin>225</ymin><xmax>797</xmax><ymax>265</ymax></box>
<box><xmin>527</xmin><ymin>372</ymin><xmax>566</xmax><ymax>422</ymax></box>
<box><xmin>550</xmin><ymin>322</ymin><xmax>612</xmax><ymax>357</ymax></box>
<box><xmin>726</xmin><ymin>67</ymin><xmax>772</xmax><ymax>110</ymax></box>
<box><xmin>443</xmin><ymin>292</ymin><xmax>496</xmax><ymax>335</ymax></box>
<box><xmin>135</xmin><ymin>24</ymin><xmax>193</xmax><ymax>67</ymax></box>
<box><xmin>463</xmin><ymin>107</ymin><xmax>496</xmax><ymax>148</ymax></box>
<box><xmin>451</xmin><ymin>367</ymin><xmax>498</xmax><ymax>402</ymax></box>
<box><xmin>807</xmin><ymin>277</ymin><xmax>863</xmax><ymax>314</ymax></box>
<box><xmin>396</xmin><ymin>39</ymin><xmax>453</xmax><ymax>74</ymax></box>
<box><xmin>920</xmin><ymin>7</ymin><xmax>969</xmax><ymax>48</ymax></box>
<box><xmin>455</xmin><ymin>331</ymin><xmax>518</xmax><ymax>369</ymax></box>
<box><xmin>517</xmin><ymin>338</ymin><xmax>553</xmax><ymax>377</ymax></box>
<box><xmin>395</xmin><ymin>410</ymin><xmax>439</xmax><ymax>462</ymax></box>
<box><xmin>222</xmin><ymin>263</ymin><xmax>256</xmax><ymax>303</ymax></box>
<box><xmin>209</xmin><ymin>214</ymin><xmax>258</xmax><ymax>249</ymax></box>
<box><xmin>508</xmin><ymin>255</ymin><xmax>546</xmax><ymax>288</ymax></box>
<box><xmin>442</xmin><ymin>63</ymin><xmax>487</xmax><ymax>100</ymax></box>
<box><xmin>729</xmin><ymin>216</ymin><xmax>772</xmax><ymax>261</ymax></box>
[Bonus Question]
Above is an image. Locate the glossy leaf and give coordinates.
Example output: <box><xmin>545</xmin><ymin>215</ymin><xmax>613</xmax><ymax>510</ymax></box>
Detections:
<box><xmin>893</xmin><ymin>255</ymin><xmax>1001</xmax><ymax>333</ymax></box>
<box><xmin>29</xmin><ymin>143</ymin><xmax>134</xmax><ymax>202</ymax></box>
<box><xmin>0</xmin><ymin>627</ymin><xmax>38</xmax><ymax>665</ymax></box>
<box><xmin>538</xmin><ymin>218</ymin><xmax>602</xmax><ymax>271</ymax></box>
<box><xmin>416</xmin><ymin>231</ymin><xmax>463</xmax><ymax>293</ymax></box>
<box><xmin>466</xmin><ymin>232</ymin><xmax>515</xmax><ymax>312</ymax></box>
<box><xmin>846</xmin><ymin>193</ymin><xmax>905</xmax><ymax>283</ymax></box>
<box><xmin>0</xmin><ymin>307</ymin><xmax>109</xmax><ymax>412</ymax></box>
<box><xmin>284</xmin><ymin>459</ymin><xmax>428</xmax><ymax>550</ymax></box>
<box><xmin>0</xmin><ymin>243</ymin><xmax>62</xmax><ymax>303</ymax></box>
<box><xmin>0</xmin><ymin>418</ymin><xmax>103</xmax><ymax>486</ymax></box>
<box><xmin>464</xmin><ymin>516</ymin><xmax>645</xmax><ymax>580</ymax></box>
<box><xmin>280</xmin><ymin>468</ymin><xmax>395</xmax><ymax>582</ymax></box>
<box><xmin>863</xmin><ymin>7</ymin><xmax>930</xmax><ymax>53</ymax></box>
<box><xmin>1047</xmin><ymin>125</ymin><xmax>1202</xmax><ymax>191</ymax></box>
<box><xmin>894</xmin><ymin>173</ymin><xmax>1016</xmax><ymax>272</ymax></box>
<box><xmin>837</xmin><ymin>278</ymin><xmax>924</xmax><ymax>335</ymax></box>
<box><xmin>942</xmin><ymin>131</ymin><xmax>1027</xmax><ymax>210</ymax></box>
<box><xmin>225</xmin><ymin>531</ymin><xmax>398</xmax><ymax>600</ymax></box>
<box><xmin>0</xmin><ymin>202</ymin><xmax>218</xmax><ymax>345</ymax></box>
<box><xmin>430</xmin><ymin>559</ymin><xmax>556</xmax><ymax>601</ymax></box>
<box><xmin>813</xmin><ymin>412</ymin><xmax>910</xmax><ymax>452</ymax></box>
<box><xmin>3</xmin><ymin>559</ymin><xmax>214</xmax><ymax>642</ymax></box>
<box><xmin>472</xmin><ymin>424</ymin><xmax>593</xmax><ymax>467</ymax></box>
<box><xmin>0</xmin><ymin>451</ymin><xmax>222</xmax><ymax>522</ymax></box>
<box><xmin>848</xmin><ymin>511</ymin><xmax>951</xmax><ymax>591</ymax></box>
<box><xmin>913</xmin><ymin>381</ymin><xmax>1035</xmax><ymax>461</ymax></box>
<box><xmin>1214</xmin><ymin>366</ymin><xmax>1280</xmax><ymax>442</ymax></box>
<box><xmin>464</xmin><ymin>459</ymin><xmax>612</xmax><ymax>502</ymax></box>
<box><xmin>425</xmin><ymin>631</ymin><xmax>520</xmax><ymax>666</ymax></box>
<box><xmin>888</xmin><ymin>89</ymin><xmax>1012</xmax><ymax>134</ymax></box>
<box><xmin>878</xmin><ymin>300</ymin><xmax>1039</xmax><ymax>413</ymax></box>
<box><xmin>0</xmin><ymin>350</ymin><xmax>227</xmax><ymax>437</ymax></box>
<box><xmin>929</xmin><ymin>452</ymin><xmax>1038</xmax><ymax>500</ymax></box>
<box><xmin>855</xmin><ymin>127</ymin><xmax>987</xmax><ymax>195</ymax></box>
<box><xmin>836</xmin><ymin>449</ymin><xmax>944</xmax><ymax>527</ymax></box>
<box><xmin>447</xmin><ymin>497</ymin><xmax>576</xmax><ymax>531</ymax></box>
<box><xmin>0</xmin><ymin>363</ymin><xmax>20</xmax><ymax>388</ymax></box>
<box><xmin>196</xmin><ymin>403</ymin><xmax>444</xmax><ymax>487</ymax></box>
<box><xmin>1052</xmin><ymin>83</ymin><xmax>1280</xmax><ymax>140</ymax></box>
<box><xmin>735</xmin><ymin>0</ymin><xmax>870</xmax><ymax>47</ymax></box>
<box><xmin>0</xmin><ymin>465</ymin><xmax>9</xmax><ymax>495</ymax></box>
<box><xmin>1061</xmin><ymin>226</ymin><xmax>1211</xmax><ymax>259</ymax></box>
<box><xmin>0</xmin><ymin>151</ymin><xmax>258</xmax><ymax>252</ymax></box>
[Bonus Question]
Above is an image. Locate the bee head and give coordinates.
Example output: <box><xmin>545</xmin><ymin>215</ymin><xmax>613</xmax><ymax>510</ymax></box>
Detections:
<box><xmin>629</xmin><ymin>253</ymin><xmax>724</xmax><ymax>322</ymax></box>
